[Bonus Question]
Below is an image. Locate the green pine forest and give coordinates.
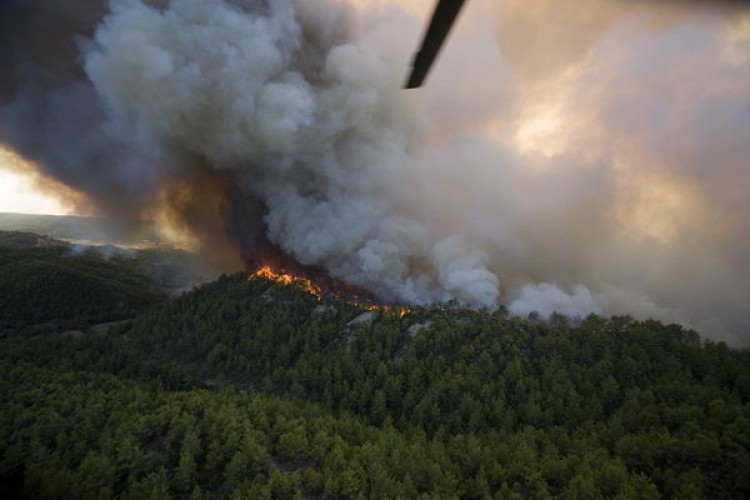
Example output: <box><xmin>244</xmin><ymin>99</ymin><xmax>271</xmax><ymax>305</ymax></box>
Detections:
<box><xmin>1</xmin><ymin>231</ymin><xmax>749</xmax><ymax>499</ymax></box>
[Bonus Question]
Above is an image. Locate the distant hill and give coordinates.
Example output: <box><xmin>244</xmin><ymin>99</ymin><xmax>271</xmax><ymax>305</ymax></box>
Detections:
<box><xmin>0</xmin><ymin>212</ymin><xmax>161</xmax><ymax>246</ymax></box>
<box><xmin>0</xmin><ymin>272</ymin><xmax>748</xmax><ymax>498</ymax></box>
<box><xmin>0</xmin><ymin>230</ymin><xmax>65</xmax><ymax>249</ymax></box>
<box><xmin>0</xmin><ymin>230</ymin><xmax>164</xmax><ymax>331</ymax></box>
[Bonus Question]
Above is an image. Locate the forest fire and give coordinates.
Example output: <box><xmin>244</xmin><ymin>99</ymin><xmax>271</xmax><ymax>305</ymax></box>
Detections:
<box><xmin>251</xmin><ymin>265</ymin><xmax>323</xmax><ymax>298</ymax></box>
<box><xmin>249</xmin><ymin>264</ymin><xmax>411</xmax><ymax>318</ymax></box>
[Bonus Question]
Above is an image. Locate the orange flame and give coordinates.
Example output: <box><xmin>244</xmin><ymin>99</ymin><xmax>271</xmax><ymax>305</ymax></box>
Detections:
<box><xmin>250</xmin><ymin>264</ymin><xmax>412</xmax><ymax>317</ymax></box>
<box><xmin>251</xmin><ymin>265</ymin><xmax>322</xmax><ymax>298</ymax></box>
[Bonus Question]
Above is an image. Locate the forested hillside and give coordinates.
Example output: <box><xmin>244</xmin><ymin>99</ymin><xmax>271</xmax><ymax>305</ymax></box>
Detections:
<box><xmin>0</xmin><ymin>231</ymin><xmax>162</xmax><ymax>330</ymax></box>
<box><xmin>1</xmin><ymin>269</ymin><xmax>749</xmax><ymax>498</ymax></box>
<box><xmin>0</xmin><ymin>230</ymin><xmax>208</xmax><ymax>333</ymax></box>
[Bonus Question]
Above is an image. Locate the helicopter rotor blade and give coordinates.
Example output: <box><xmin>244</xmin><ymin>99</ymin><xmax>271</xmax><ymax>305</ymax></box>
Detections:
<box><xmin>405</xmin><ymin>0</ymin><xmax>467</xmax><ymax>89</ymax></box>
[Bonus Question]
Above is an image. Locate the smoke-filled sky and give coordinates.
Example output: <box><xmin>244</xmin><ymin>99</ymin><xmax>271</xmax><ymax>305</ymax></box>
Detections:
<box><xmin>1</xmin><ymin>0</ymin><xmax>749</xmax><ymax>344</ymax></box>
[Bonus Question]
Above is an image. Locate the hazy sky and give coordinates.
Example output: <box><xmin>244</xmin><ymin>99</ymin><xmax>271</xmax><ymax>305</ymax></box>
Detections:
<box><xmin>2</xmin><ymin>0</ymin><xmax>745</xmax><ymax>219</ymax></box>
<box><xmin>0</xmin><ymin>147</ymin><xmax>69</xmax><ymax>215</ymax></box>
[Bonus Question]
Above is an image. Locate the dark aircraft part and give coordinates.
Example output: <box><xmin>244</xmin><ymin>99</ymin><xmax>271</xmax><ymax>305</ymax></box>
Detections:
<box><xmin>404</xmin><ymin>0</ymin><xmax>467</xmax><ymax>89</ymax></box>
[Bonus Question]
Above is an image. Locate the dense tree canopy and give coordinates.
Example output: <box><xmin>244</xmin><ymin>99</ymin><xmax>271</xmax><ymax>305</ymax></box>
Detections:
<box><xmin>1</xmin><ymin>240</ymin><xmax>749</xmax><ymax>498</ymax></box>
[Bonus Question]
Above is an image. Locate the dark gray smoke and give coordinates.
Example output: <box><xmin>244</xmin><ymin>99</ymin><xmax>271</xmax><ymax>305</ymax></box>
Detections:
<box><xmin>1</xmin><ymin>0</ymin><xmax>749</xmax><ymax>344</ymax></box>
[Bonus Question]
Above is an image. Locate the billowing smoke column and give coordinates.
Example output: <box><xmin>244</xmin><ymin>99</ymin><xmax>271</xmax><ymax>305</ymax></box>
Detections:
<box><xmin>1</xmin><ymin>0</ymin><xmax>749</xmax><ymax>344</ymax></box>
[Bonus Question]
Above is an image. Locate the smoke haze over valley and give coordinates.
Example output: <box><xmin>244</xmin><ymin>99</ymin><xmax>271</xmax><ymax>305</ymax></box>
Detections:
<box><xmin>1</xmin><ymin>0</ymin><xmax>749</xmax><ymax>344</ymax></box>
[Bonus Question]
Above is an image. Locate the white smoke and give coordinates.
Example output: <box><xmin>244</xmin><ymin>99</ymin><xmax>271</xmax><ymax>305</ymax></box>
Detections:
<box><xmin>509</xmin><ymin>284</ymin><xmax>602</xmax><ymax>320</ymax></box>
<box><xmin>83</xmin><ymin>0</ymin><xmax>504</xmax><ymax>307</ymax></box>
<box><xmin>2</xmin><ymin>0</ymin><xmax>750</xmax><ymax>344</ymax></box>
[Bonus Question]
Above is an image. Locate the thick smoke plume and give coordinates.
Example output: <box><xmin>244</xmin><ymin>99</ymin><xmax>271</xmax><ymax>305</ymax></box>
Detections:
<box><xmin>1</xmin><ymin>0</ymin><xmax>749</xmax><ymax>344</ymax></box>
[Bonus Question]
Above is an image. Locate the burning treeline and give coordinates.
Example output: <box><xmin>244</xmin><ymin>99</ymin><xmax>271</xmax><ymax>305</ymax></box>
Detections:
<box><xmin>1</xmin><ymin>0</ymin><xmax>750</xmax><ymax>345</ymax></box>
<box><xmin>250</xmin><ymin>264</ymin><xmax>412</xmax><ymax>318</ymax></box>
